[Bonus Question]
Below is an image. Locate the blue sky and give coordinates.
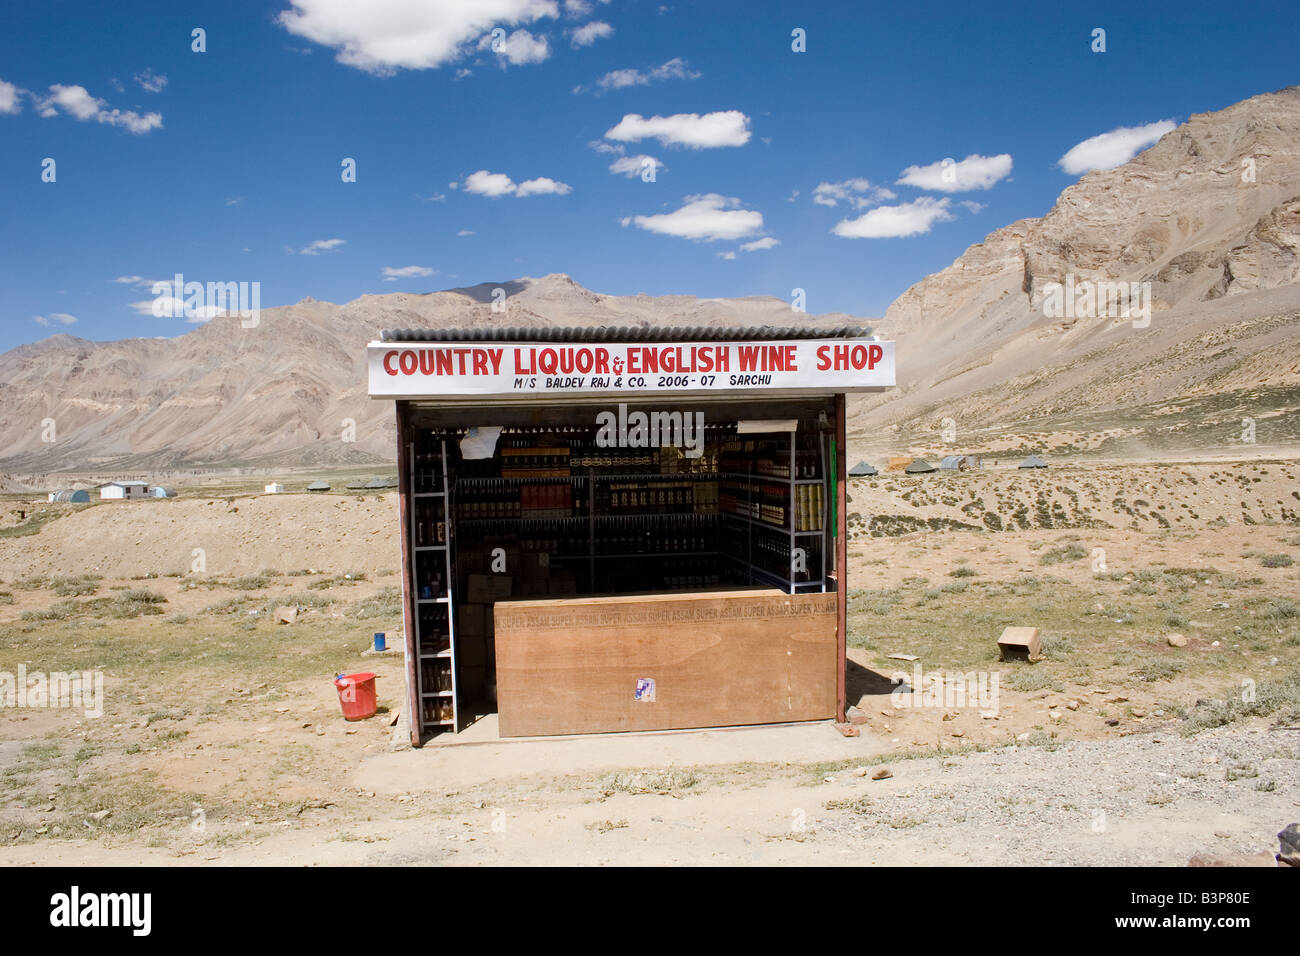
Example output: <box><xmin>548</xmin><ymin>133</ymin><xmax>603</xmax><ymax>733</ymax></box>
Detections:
<box><xmin>1</xmin><ymin>0</ymin><xmax>1297</xmax><ymax>352</ymax></box>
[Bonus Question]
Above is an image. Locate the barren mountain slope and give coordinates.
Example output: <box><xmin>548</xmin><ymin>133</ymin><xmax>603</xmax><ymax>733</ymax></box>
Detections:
<box><xmin>853</xmin><ymin>85</ymin><xmax>1300</xmax><ymax>458</ymax></box>
<box><xmin>0</xmin><ymin>276</ymin><xmax>865</xmax><ymax>473</ymax></box>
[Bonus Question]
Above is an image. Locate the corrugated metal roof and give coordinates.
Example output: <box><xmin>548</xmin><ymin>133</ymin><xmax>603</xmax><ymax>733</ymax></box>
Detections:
<box><xmin>380</xmin><ymin>325</ymin><xmax>871</xmax><ymax>343</ymax></box>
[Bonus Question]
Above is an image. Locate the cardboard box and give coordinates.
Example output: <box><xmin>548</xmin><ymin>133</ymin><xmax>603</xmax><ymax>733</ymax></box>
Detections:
<box><xmin>998</xmin><ymin>626</ymin><xmax>1042</xmax><ymax>661</ymax></box>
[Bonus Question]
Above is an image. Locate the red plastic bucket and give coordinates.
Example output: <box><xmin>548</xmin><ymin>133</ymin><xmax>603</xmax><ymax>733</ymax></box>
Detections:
<box><xmin>334</xmin><ymin>672</ymin><xmax>378</xmax><ymax>721</ymax></box>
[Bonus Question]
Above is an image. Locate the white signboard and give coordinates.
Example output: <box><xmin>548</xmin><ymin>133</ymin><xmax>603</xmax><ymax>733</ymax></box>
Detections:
<box><xmin>368</xmin><ymin>337</ymin><xmax>894</xmax><ymax>400</ymax></box>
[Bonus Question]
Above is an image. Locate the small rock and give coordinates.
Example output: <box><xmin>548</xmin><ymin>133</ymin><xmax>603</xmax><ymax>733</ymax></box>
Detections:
<box><xmin>854</xmin><ymin>767</ymin><xmax>871</xmax><ymax>777</ymax></box>
<box><xmin>834</xmin><ymin>722</ymin><xmax>860</xmax><ymax>738</ymax></box>
<box><xmin>1167</xmin><ymin>633</ymin><xmax>1188</xmax><ymax>647</ymax></box>
<box><xmin>980</xmin><ymin>711</ymin><xmax>998</xmax><ymax>720</ymax></box>
<box><xmin>1065</xmin><ymin>700</ymin><xmax>1080</xmax><ymax>711</ymax></box>
<box><xmin>1048</xmin><ymin>710</ymin><xmax>1062</xmax><ymax>720</ymax></box>
<box><xmin>871</xmin><ymin>768</ymin><xmax>893</xmax><ymax>781</ymax></box>
<box><xmin>942</xmin><ymin>711</ymin><xmax>959</xmax><ymax>721</ymax></box>
<box><xmin>1016</xmin><ymin>732</ymin><xmax>1031</xmax><ymax>742</ymax></box>
<box><xmin>1105</xmin><ymin>718</ymin><xmax>1120</xmax><ymax>727</ymax></box>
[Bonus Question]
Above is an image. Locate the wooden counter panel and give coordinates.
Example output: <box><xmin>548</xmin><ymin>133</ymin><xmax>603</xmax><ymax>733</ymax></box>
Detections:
<box><xmin>494</xmin><ymin>590</ymin><xmax>838</xmax><ymax>737</ymax></box>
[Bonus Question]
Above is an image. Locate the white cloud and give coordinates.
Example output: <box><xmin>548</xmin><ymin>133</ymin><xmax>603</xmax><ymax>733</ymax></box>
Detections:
<box><xmin>457</xmin><ymin>229</ymin><xmax>475</xmax><ymax>236</ymax></box>
<box><xmin>477</xmin><ymin>28</ymin><xmax>550</xmax><ymax>66</ymax></box>
<box><xmin>959</xmin><ymin>200</ymin><xmax>987</xmax><ymax>214</ymax></box>
<box><xmin>831</xmin><ymin>197</ymin><xmax>955</xmax><ymax>239</ymax></box>
<box><xmin>37</xmin><ymin>84</ymin><xmax>162</xmax><ymax>133</ymax></box>
<box><xmin>277</xmin><ymin>0</ymin><xmax>560</xmax><ymax>73</ymax></box>
<box><xmin>608</xmin><ymin>154</ymin><xmax>663</xmax><ymax>178</ymax></box>
<box><xmin>0</xmin><ymin>79</ymin><xmax>21</xmax><ymax>114</ymax></box>
<box><xmin>588</xmin><ymin>139</ymin><xmax>622</xmax><ymax>154</ymax></box>
<box><xmin>129</xmin><ymin>297</ymin><xmax>225</xmax><ymax>321</ymax></box>
<box><xmin>515</xmin><ymin>176</ymin><xmax>572</xmax><ymax>196</ymax></box>
<box><xmin>593</xmin><ymin>57</ymin><xmax>700</xmax><ymax>92</ymax></box>
<box><xmin>225</xmin><ymin>196</ymin><xmax>244</xmax><ymax>206</ymax></box>
<box><xmin>134</xmin><ymin>68</ymin><xmax>168</xmax><ymax>93</ymax></box>
<box><xmin>717</xmin><ymin>251</ymin><xmax>736</xmax><ymax>260</ymax></box>
<box><xmin>112</xmin><ymin>275</ymin><xmax>145</xmax><ymax>284</ymax></box>
<box><xmin>297</xmin><ymin>238</ymin><xmax>346</xmax><ymax>255</ymax></box>
<box><xmin>34</xmin><ymin>313</ymin><xmax>78</xmax><ymax>327</ymax></box>
<box><xmin>383</xmin><ymin>265</ymin><xmax>435</xmax><ymax>280</ymax></box>
<box><xmin>570</xmin><ymin>21</ymin><xmax>613</xmax><ymax>47</ymax></box>
<box><xmin>605</xmin><ymin>110</ymin><xmax>749</xmax><ymax>149</ymax></box>
<box><xmin>625</xmin><ymin>193</ymin><xmax>763</xmax><ymax>242</ymax></box>
<box><xmin>812</xmin><ymin>179</ymin><xmax>895</xmax><ymax>208</ymax></box>
<box><xmin>563</xmin><ymin>0</ymin><xmax>608</xmax><ymax>15</ymax></box>
<box><xmin>462</xmin><ymin>170</ymin><xmax>518</xmax><ymax>197</ymax></box>
<box><xmin>460</xmin><ymin>169</ymin><xmax>572</xmax><ymax>197</ymax></box>
<box><xmin>740</xmin><ymin>236</ymin><xmax>779</xmax><ymax>252</ymax></box>
<box><xmin>896</xmin><ymin>153</ymin><xmax>1013</xmax><ymax>192</ymax></box>
<box><xmin>1057</xmin><ymin>119</ymin><xmax>1177</xmax><ymax>175</ymax></box>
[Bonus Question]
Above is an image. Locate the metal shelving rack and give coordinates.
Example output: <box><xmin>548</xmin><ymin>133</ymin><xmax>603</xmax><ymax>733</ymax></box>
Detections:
<box><xmin>448</xmin><ymin>429</ymin><xmax>829</xmax><ymax>599</ymax></box>
<box><xmin>719</xmin><ymin>431</ymin><xmax>829</xmax><ymax>594</ymax></box>
<box><xmin>410</xmin><ymin>437</ymin><xmax>459</xmax><ymax>737</ymax></box>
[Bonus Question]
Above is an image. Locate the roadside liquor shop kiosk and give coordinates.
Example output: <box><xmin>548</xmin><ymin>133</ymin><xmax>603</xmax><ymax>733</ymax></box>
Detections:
<box><xmin>368</xmin><ymin>325</ymin><xmax>895</xmax><ymax>744</ymax></box>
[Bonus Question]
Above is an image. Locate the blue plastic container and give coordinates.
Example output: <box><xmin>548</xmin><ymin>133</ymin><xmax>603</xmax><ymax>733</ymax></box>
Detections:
<box><xmin>373</xmin><ymin>632</ymin><xmax>386</xmax><ymax>652</ymax></box>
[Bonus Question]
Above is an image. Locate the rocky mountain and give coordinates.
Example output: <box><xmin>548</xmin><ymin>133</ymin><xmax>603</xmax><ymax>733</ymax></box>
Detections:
<box><xmin>0</xmin><ymin>275</ymin><xmax>865</xmax><ymax>475</ymax></box>
<box><xmin>856</xmin><ymin>85</ymin><xmax>1300</xmax><ymax>459</ymax></box>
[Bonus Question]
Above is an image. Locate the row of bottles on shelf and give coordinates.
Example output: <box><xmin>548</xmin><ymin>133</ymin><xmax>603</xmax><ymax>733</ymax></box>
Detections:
<box><xmin>464</xmin><ymin>515</ymin><xmax>721</xmax><ymax>558</ymax></box>
<box><xmin>456</xmin><ymin>478</ymin><xmax>722</xmax><ymax>520</ymax></box>
<box><xmin>501</xmin><ymin>443</ymin><xmax>569</xmax><ymax>477</ymax></box>
<box><xmin>412</xmin><ymin>436</ymin><xmax>447</xmax><ymax>493</ymax></box>
<box><xmin>422</xmin><ymin>698</ymin><xmax>454</xmax><ymax>725</ymax></box>
<box><xmin>417</xmin><ymin>605</ymin><xmax>449</xmax><ymax>656</ymax></box>
<box><xmin>719</xmin><ymin>438</ymin><xmax>822</xmax><ymax>480</ymax></box>
<box><xmin>599</xmin><ymin>480</ymin><xmax>716</xmax><ymax>515</ymax></box>
<box><xmin>420</xmin><ymin>659</ymin><xmax>454</xmax><ymax>693</ymax></box>
<box><xmin>415</xmin><ymin>552</ymin><xmax>444</xmax><ymax>599</ymax></box>
<box><xmin>719</xmin><ymin>480</ymin><xmax>787</xmax><ymax>527</ymax></box>
<box><xmin>795</xmin><ymin>483</ymin><xmax>824</xmax><ymax>532</ymax></box>
<box><xmin>413</xmin><ymin>498</ymin><xmax>447</xmax><ymax>546</ymax></box>
<box><xmin>718</xmin><ymin>480</ymin><xmax>826</xmax><ymax>530</ymax></box>
<box><xmin>720</xmin><ymin>524</ymin><xmax>824</xmax><ymax>583</ymax></box>
<box><xmin>457</xmin><ymin>482</ymin><xmax>576</xmax><ymax>520</ymax></box>
<box><xmin>491</xmin><ymin>441</ymin><xmax>724</xmax><ymax>477</ymax></box>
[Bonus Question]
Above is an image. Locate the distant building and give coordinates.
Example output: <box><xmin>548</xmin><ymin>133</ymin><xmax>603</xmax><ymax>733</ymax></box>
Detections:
<box><xmin>1018</xmin><ymin>455</ymin><xmax>1048</xmax><ymax>469</ymax></box>
<box><xmin>99</xmin><ymin>481</ymin><xmax>148</xmax><ymax>500</ymax></box>
<box><xmin>939</xmin><ymin>455</ymin><xmax>983</xmax><ymax>472</ymax></box>
<box><xmin>306</xmin><ymin>480</ymin><xmax>330</xmax><ymax>492</ymax></box>
<box><xmin>848</xmin><ymin>461</ymin><xmax>878</xmax><ymax>477</ymax></box>
<box><xmin>151</xmin><ymin>486</ymin><xmax>176</xmax><ymax>498</ymax></box>
<box><xmin>49</xmin><ymin>489</ymin><xmax>90</xmax><ymax>503</ymax></box>
<box><xmin>265</xmin><ymin>482</ymin><xmax>285</xmax><ymax>494</ymax></box>
<box><xmin>905</xmin><ymin>458</ymin><xmax>937</xmax><ymax>474</ymax></box>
